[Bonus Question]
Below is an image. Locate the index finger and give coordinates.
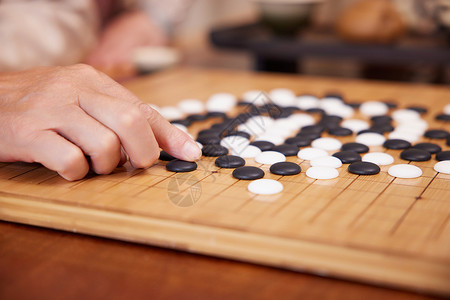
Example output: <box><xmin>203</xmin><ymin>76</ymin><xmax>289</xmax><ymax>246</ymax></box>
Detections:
<box><xmin>139</xmin><ymin>103</ymin><xmax>201</xmax><ymax>161</ymax></box>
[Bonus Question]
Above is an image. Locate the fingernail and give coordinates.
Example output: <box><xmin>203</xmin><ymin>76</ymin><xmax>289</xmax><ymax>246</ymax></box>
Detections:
<box><xmin>182</xmin><ymin>139</ymin><xmax>202</xmax><ymax>161</ymax></box>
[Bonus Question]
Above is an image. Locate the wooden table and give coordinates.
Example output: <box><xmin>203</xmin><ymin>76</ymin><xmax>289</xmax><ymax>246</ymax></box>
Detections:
<box><xmin>1</xmin><ymin>68</ymin><xmax>448</xmax><ymax>299</ymax></box>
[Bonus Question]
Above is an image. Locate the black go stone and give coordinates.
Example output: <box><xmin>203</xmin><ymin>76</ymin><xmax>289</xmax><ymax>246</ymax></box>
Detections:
<box><xmin>324</xmin><ymin>92</ymin><xmax>344</xmax><ymax>100</ymax></box>
<box><xmin>300</xmin><ymin>124</ymin><xmax>325</xmax><ymax>134</ymax></box>
<box><xmin>383</xmin><ymin>139</ymin><xmax>411</xmax><ymax>150</ymax></box>
<box><xmin>412</xmin><ymin>143</ymin><xmax>442</xmax><ymax>154</ymax></box>
<box><xmin>237</xmin><ymin>101</ymin><xmax>251</xmax><ymax>106</ymax></box>
<box><xmin>347</xmin><ymin>102</ymin><xmax>362</xmax><ymax>109</ymax></box>
<box><xmin>306</xmin><ymin>108</ymin><xmax>325</xmax><ymax>114</ymax></box>
<box><xmin>320</xmin><ymin>115</ymin><xmax>342</xmax><ymax>125</ymax></box>
<box><xmin>196</xmin><ymin>134</ymin><xmax>221</xmax><ymax>145</ymax></box>
<box><xmin>215</xmin><ymin>155</ymin><xmax>245</xmax><ymax>168</ymax></box>
<box><xmin>400</xmin><ymin>149</ymin><xmax>432</xmax><ymax>162</ymax></box>
<box><xmin>171</xmin><ymin>119</ymin><xmax>192</xmax><ymax>127</ymax></box>
<box><xmin>198</xmin><ymin>128</ymin><xmax>221</xmax><ymax>136</ymax></box>
<box><xmin>272</xmin><ymin>144</ymin><xmax>299</xmax><ymax>156</ymax></box>
<box><xmin>296</xmin><ymin>131</ymin><xmax>322</xmax><ymax>140</ymax></box>
<box><xmin>166</xmin><ymin>159</ymin><xmax>197</xmax><ymax>172</ymax></box>
<box><xmin>436</xmin><ymin>151</ymin><xmax>450</xmax><ymax>161</ymax></box>
<box><xmin>435</xmin><ymin>114</ymin><xmax>450</xmax><ymax>122</ymax></box>
<box><xmin>250</xmin><ymin>141</ymin><xmax>275</xmax><ymax>151</ymax></box>
<box><xmin>333</xmin><ymin>151</ymin><xmax>362</xmax><ymax>164</ymax></box>
<box><xmin>406</xmin><ymin>106</ymin><xmax>428</xmax><ymax>114</ymax></box>
<box><xmin>232</xmin><ymin>166</ymin><xmax>265</xmax><ymax>180</ymax></box>
<box><xmin>357</xmin><ymin>129</ymin><xmax>383</xmax><ymax>135</ymax></box>
<box><xmin>369</xmin><ymin>124</ymin><xmax>394</xmax><ymax>133</ymax></box>
<box><xmin>328</xmin><ymin>127</ymin><xmax>353</xmax><ymax>136</ymax></box>
<box><xmin>187</xmin><ymin>114</ymin><xmax>208</xmax><ymax>122</ymax></box>
<box><xmin>206</xmin><ymin>112</ymin><xmax>228</xmax><ymax>119</ymax></box>
<box><xmin>224</xmin><ymin>131</ymin><xmax>251</xmax><ymax>139</ymax></box>
<box><xmin>202</xmin><ymin>144</ymin><xmax>229</xmax><ymax>157</ymax></box>
<box><xmin>448</xmin><ymin>135</ymin><xmax>450</xmax><ymax>146</ymax></box>
<box><xmin>371</xmin><ymin>115</ymin><xmax>392</xmax><ymax>124</ymax></box>
<box><xmin>285</xmin><ymin>136</ymin><xmax>312</xmax><ymax>147</ymax></box>
<box><xmin>348</xmin><ymin>161</ymin><xmax>380</xmax><ymax>175</ymax></box>
<box><xmin>424</xmin><ymin>129</ymin><xmax>449</xmax><ymax>139</ymax></box>
<box><xmin>270</xmin><ymin>162</ymin><xmax>301</xmax><ymax>176</ymax></box>
<box><xmin>383</xmin><ymin>100</ymin><xmax>398</xmax><ymax>109</ymax></box>
<box><xmin>341</xmin><ymin>142</ymin><xmax>369</xmax><ymax>153</ymax></box>
<box><xmin>159</xmin><ymin>150</ymin><xmax>176</xmax><ymax>161</ymax></box>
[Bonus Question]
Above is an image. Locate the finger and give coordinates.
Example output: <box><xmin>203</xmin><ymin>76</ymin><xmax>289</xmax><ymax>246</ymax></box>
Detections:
<box><xmin>56</xmin><ymin>108</ymin><xmax>121</xmax><ymax>175</ymax></box>
<box><xmin>78</xmin><ymin>92</ymin><xmax>159</xmax><ymax>168</ymax></box>
<box><xmin>118</xmin><ymin>147</ymin><xmax>128</xmax><ymax>167</ymax></box>
<box><xmin>139</xmin><ymin>103</ymin><xmax>201</xmax><ymax>161</ymax></box>
<box><xmin>30</xmin><ymin>131</ymin><xmax>89</xmax><ymax>181</ymax></box>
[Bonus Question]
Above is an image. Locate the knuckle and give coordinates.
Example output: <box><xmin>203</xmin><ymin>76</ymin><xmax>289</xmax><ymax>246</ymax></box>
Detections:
<box><xmin>117</xmin><ymin>107</ymin><xmax>143</xmax><ymax>130</ymax></box>
<box><xmin>69</xmin><ymin>63</ymin><xmax>98</xmax><ymax>75</ymax></box>
<box><xmin>98</xmin><ymin>131</ymin><xmax>120</xmax><ymax>155</ymax></box>
<box><xmin>58</xmin><ymin>148</ymin><xmax>86</xmax><ymax>176</ymax></box>
<box><xmin>133</xmin><ymin>150</ymin><xmax>159</xmax><ymax>169</ymax></box>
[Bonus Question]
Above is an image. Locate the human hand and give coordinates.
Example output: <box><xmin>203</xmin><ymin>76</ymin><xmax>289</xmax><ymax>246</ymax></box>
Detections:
<box><xmin>85</xmin><ymin>10</ymin><xmax>168</xmax><ymax>76</ymax></box>
<box><xmin>0</xmin><ymin>64</ymin><xmax>201</xmax><ymax>180</ymax></box>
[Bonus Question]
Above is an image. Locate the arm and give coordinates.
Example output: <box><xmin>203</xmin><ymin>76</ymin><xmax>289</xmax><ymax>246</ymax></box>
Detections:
<box><xmin>0</xmin><ymin>64</ymin><xmax>201</xmax><ymax>180</ymax></box>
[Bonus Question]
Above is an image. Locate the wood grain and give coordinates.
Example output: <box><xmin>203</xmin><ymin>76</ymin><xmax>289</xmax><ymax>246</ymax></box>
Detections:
<box><xmin>0</xmin><ymin>68</ymin><xmax>449</xmax><ymax>296</ymax></box>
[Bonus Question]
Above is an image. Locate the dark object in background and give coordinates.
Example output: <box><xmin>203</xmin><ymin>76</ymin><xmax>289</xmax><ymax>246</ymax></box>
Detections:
<box><xmin>256</xmin><ymin>0</ymin><xmax>323</xmax><ymax>36</ymax></box>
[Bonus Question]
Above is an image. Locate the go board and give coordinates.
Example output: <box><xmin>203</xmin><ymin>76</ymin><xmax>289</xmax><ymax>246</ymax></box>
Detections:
<box><xmin>0</xmin><ymin>68</ymin><xmax>449</xmax><ymax>296</ymax></box>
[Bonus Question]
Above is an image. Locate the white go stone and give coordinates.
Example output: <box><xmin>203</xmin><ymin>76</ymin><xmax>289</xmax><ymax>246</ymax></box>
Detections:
<box><xmin>311</xmin><ymin>137</ymin><xmax>342</xmax><ymax>151</ymax></box>
<box><xmin>362</xmin><ymin>152</ymin><xmax>394</xmax><ymax>165</ymax></box>
<box><xmin>388</xmin><ymin>130</ymin><xmax>420</xmax><ymax>143</ymax></box>
<box><xmin>297</xmin><ymin>147</ymin><xmax>328</xmax><ymax>160</ymax></box>
<box><xmin>328</xmin><ymin>104</ymin><xmax>354</xmax><ymax>119</ymax></box>
<box><xmin>242</xmin><ymin>90</ymin><xmax>266</xmax><ymax>105</ymax></box>
<box><xmin>248</xmin><ymin>179</ymin><xmax>283</xmax><ymax>196</ymax></box>
<box><xmin>320</xmin><ymin>97</ymin><xmax>343</xmax><ymax>110</ymax></box>
<box><xmin>341</xmin><ymin>119</ymin><xmax>370</xmax><ymax>133</ymax></box>
<box><xmin>253</xmin><ymin>134</ymin><xmax>285</xmax><ymax>145</ymax></box>
<box><xmin>255</xmin><ymin>151</ymin><xmax>286</xmax><ymax>164</ymax></box>
<box><xmin>310</xmin><ymin>156</ymin><xmax>342</xmax><ymax>168</ymax></box>
<box><xmin>206</xmin><ymin>93</ymin><xmax>237</xmax><ymax>112</ymax></box>
<box><xmin>444</xmin><ymin>103</ymin><xmax>450</xmax><ymax>115</ymax></box>
<box><xmin>238</xmin><ymin>116</ymin><xmax>274</xmax><ymax>136</ymax></box>
<box><xmin>220</xmin><ymin>136</ymin><xmax>250</xmax><ymax>152</ymax></box>
<box><xmin>295</xmin><ymin>95</ymin><xmax>319</xmax><ymax>110</ymax></box>
<box><xmin>359</xmin><ymin>101</ymin><xmax>389</xmax><ymax>117</ymax></box>
<box><xmin>160</xmin><ymin>106</ymin><xmax>183</xmax><ymax>120</ymax></box>
<box><xmin>306</xmin><ymin>166</ymin><xmax>339</xmax><ymax>180</ymax></box>
<box><xmin>232</xmin><ymin>145</ymin><xmax>261</xmax><ymax>158</ymax></box>
<box><xmin>388</xmin><ymin>164</ymin><xmax>422</xmax><ymax>179</ymax></box>
<box><xmin>264</xmin><ymin>126</ymin><xmax>293</xmax><ymax>138</ymax></box>
<box><xmin>269</xmin><ymin>88</ymin><xmax>296</xmax><ymax>107</ymax></box>
<box><xmin>356</xmin><ymin>132</ymin><xmax>386</xmax><ymax>146</ymax></box>
<box><xmin>178</xmin><ymin>99</ymin><xmax>204</xmax><ymax>114</ymax></box>
<box><xmin>286</xmin><ymin>113</ymin><xmax>315</xmax><ymax>128</ymax></box>
<box><xmin>392</xmin><ymin>109</ymin><xmax>421</xmax><ymax>123</ymax></box>
<box><xmin>434</xmin><ymin>161</ymin><xmax>450</xmax><ymax>174</ymax></box>
<box><xmin>273</xmin><ymin>118</ymin><xmax>301</xmax><ymax>131</ymax></box>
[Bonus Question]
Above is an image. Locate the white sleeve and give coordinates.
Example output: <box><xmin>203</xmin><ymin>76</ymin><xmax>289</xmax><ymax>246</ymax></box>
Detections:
<box><xmin>0</xmin><ymin>0</ymin><xmax>100</xmax><ymax>71</ymax></box>
<box><xmin>137</xmin><ymin>0</ymin><xmax>194</xmax><ymax>35</ymax></box>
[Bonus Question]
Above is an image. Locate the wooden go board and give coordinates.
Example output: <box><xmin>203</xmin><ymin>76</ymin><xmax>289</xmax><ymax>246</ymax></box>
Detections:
<box><xmin>0</xmin><ymin>68</ymin><xmax>449</xmax><ymax>296</ymax></box>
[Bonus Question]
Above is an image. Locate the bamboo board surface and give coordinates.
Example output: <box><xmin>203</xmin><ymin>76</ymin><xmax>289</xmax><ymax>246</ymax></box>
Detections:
<box><xmin>0</xmin><ymin>68</ymin><xmax>449</xmax><ymax>296</ymax></box>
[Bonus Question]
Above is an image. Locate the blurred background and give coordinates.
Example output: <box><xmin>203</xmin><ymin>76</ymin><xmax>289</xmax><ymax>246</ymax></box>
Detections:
<box><xmin>170</xmin><ymin>0</ymin><xmax>450</xmax><ymax>84</ymax></box>
<box><xmin>1</xmin><ymin>0</ymin><xmax>449</xmax><ymax>84</ymax></box>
